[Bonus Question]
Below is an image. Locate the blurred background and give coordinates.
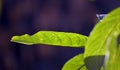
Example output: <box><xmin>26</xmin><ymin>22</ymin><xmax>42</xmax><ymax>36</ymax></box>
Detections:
<box><xmin>0</xmin><ymin>0</ymin><xmax>120</xmax><ymax>70</ymax></box>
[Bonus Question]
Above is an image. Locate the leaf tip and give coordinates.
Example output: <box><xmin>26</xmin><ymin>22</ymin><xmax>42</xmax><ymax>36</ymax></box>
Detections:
<box><xmin>11</xmin><ymin>34</ymin><xmax>33</xmax><ymax>45</ymax></box>
<box><xmin>11</xmin><ymin>36</ymin><xmax>19</xmax><ymax>42</ymax></box>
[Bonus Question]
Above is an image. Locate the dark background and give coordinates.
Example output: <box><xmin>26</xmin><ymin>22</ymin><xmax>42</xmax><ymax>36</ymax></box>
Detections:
<box><xmin>0</xmin><ymin>0</ymin><xmax>120</xmax><ymax>70</ymax></box>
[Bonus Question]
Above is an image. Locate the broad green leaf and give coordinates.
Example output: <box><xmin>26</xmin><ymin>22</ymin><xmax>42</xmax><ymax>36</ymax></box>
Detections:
<box><xmin>11</xmin><ymin>31</ymin><xmax>88</xmax><ymax>48</ymax></box>
<box><xmin>62</xmin><ymin>54</ymin><xmax>87</xmax><ymax>70</ymax></box>
<box><xmin>105</xmin><ymin>32</ymin><xmax>120</xmax><ymax>70</ymax></box>
<box><xmin>84</xmin><ymin>7</ymin><xmax>120</xmax><ymax>57</ymax></box>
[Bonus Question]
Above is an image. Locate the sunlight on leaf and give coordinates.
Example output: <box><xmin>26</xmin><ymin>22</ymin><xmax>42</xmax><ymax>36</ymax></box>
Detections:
<box><xmin>11</xmin><ymin>31</ymin><xmax>88</xmax><ymax>48</ymax></box>
<box><xmin>85</xmin><ymin>7</ymin><xmax>120</xmax><ymax>57</ymax></box>
<box><xmin>84</xmin><ymin>7</ymin><xmax>120</xmax><ymax>70</ymax></box>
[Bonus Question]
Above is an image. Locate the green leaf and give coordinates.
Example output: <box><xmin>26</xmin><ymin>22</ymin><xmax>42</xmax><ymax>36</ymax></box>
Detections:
<box><xmin>11</xmin><ymin>31</ymin><xmax>88</xmax><ymax>48</ymax></box>
<box><xmin>85</xmin><ymin>55</ymin><xmax>105</xmax><ymax>70</ymax></box>
<box><xmin>62</xmin><ymin>54</ymin><xmax>87</xmax><ymax>70</ymax></box>
<box><xmin>84</xmin><ymin>7</ymin><xmax>120</xmax><ymax>57</ymax></box>
<box><xmin>105</xmin><ymin>32</ymin><xmax>120</xmax><ymax>70</ymax></box>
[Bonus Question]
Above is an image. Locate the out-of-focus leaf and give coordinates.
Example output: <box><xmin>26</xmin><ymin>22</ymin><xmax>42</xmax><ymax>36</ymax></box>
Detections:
<box><xmin>62</xmin><ymin>54</ymin><xmax>87</xmax><ymax>70</ymax></box>
<box><xmin>11</xmin><ymin>31</ymin><xmax>88</xmax><ymax>48</ymax></box>
<box><xmin>85</xmin><ymin>7</ymin><xmax>120</xmax><ymax>57</ymax></box>
<box><xmin>84</xmin><ymin>55</ymin><xmax>105</xmax><ymax>70</ymax></box>
<box><xmin>105</xmin><ymin>32</ymin><xmax>120</xmax><ymax>70</ymax></box>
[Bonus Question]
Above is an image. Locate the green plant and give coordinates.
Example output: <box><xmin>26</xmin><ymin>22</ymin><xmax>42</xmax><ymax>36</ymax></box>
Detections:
<box><xmin>11</xmin><ymin>7</ymin><xmax>120</xmax><ymax>70</ymax></box>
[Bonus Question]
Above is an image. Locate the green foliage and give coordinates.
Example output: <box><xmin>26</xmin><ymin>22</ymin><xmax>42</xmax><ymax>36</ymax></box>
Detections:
<box><xmin>84</xmin><ymin>7</ymin><xmax>120</xmax><ymax>57</ymax></box>
<box><xmin>11</xmin><ymin>31</ymin><xmax>88</xmax><ymax>48</ymax></box>
<box><xmin>85</xmin><ymin>55</ymin><xmax>105</xmax><ymax>70</ymax></box>
<box><xmin>105</xmin><ymin>32</ymin><xmax>120</xmax><ymax>70</ymax></box>
<box><xmin>62</xmin><ymin>54</ymin><xmax>87</xmax><ymax>70</ymax></box>
<box><xmin>84</xmin><ymin>7</ymin><xmax>120</xmax><ymax>70</ymax></box>
<box><xmin>11</xmin><ymin>7</ymin><xmax>120</xmax><ymax>70</ymax></box>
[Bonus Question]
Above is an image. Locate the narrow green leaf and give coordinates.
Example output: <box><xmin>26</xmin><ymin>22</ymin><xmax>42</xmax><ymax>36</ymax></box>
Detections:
<box><xmin>85</xmin><ymin>7</ymin><xmax>120</xmax><ymax>57</ymax></box>
<box><xmin>62</xmin><ymin>54</ymin><xmax>87</xmax><ymax>70</ymax></box>
<box><xmin>11</xmin><ymin>31</ymin><xmax>88</xmax><ymax>48</ymax></box>
<box><xmin>105</xmin><ymin>32</ymin><xmax>120</xmax><ymax>70</ymax></box>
